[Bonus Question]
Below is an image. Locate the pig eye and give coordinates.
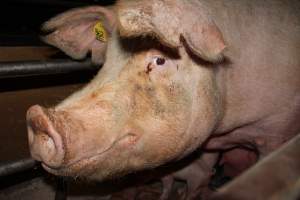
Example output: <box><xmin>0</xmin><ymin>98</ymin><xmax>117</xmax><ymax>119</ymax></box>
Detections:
<box><xmin>153</xmin><ymin>57</ymin><xmax>166</xmax><ymax>66</ymax></box>
<box><xmin>146</xmin><ymin>56</ymin><xmax>167</xmax><ymax>74</ymax></box>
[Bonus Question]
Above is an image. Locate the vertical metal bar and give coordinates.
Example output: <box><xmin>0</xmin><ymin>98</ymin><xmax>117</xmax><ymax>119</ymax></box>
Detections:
<box><xmin>55</xmin><ymin>177</ymin><xmax>68</xmax><ymax>200</ymax></box>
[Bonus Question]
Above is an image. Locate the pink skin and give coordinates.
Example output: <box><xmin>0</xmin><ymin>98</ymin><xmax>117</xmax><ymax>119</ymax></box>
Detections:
<box><xmin>27</xmin><ymin>0</ymin><xmax>300</xmax><ymax>199</ymax></box>
<box><xmin>220</xmin><ymin>148</ymin><xmax>258</xmax><ymax>178</ymax></box>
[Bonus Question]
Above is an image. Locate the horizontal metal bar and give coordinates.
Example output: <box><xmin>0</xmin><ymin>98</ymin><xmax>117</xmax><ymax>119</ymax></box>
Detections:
<box><xmin>0</xmin><ymin>59</ymin><xmax>100</xmax><ymax>78</ymax></box>
<box><xmin>7</xmin><ymin>0</ymin><xmax>115</xmax><ymax>7</ymax></box>
<box><xmin>7</xmin><ymin>0</ymin><xmax>88</xmax><ymax>7</ymax></box>
<box><xmin>0</xmin><ymin>158</ymin><xmax>37</xmax><ymax>177</ymax></box>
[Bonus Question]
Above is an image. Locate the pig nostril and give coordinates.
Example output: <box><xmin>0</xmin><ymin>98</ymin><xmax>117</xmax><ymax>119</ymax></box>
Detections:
<box><xmin>38</xmin><ymin>132</ymin><xmax>56</xmax><ymax>161</ymax></box>
<box><xmin>28</xmin><ymin>124</ymin><xmax>58</xmax><ymax>165</ymax></box>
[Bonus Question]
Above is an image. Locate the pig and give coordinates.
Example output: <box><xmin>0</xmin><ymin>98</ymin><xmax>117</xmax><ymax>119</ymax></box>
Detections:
<box><xmin>26</xmin><ymin>0</ymin><xmax>300</xmax><ymax>199</ymax></box>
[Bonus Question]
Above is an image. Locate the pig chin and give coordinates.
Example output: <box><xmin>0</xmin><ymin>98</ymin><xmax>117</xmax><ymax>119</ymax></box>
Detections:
<box><xmin>48</xmin><ymin>138</ymin><xmax>149</xmax><ymax>181</ymax></box>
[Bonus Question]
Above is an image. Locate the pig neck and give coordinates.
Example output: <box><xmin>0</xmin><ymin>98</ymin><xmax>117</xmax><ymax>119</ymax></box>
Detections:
<box><xmin>206</xmin><ymin>0</ymin><xmax>300</xmax><ymax>139</ymax></box>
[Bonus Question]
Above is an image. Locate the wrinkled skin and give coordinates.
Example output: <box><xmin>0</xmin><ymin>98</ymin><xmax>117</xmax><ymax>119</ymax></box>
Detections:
<box><xmin>27</xmin><ymin>0</ymin><xmax>300</xmax><ymax>199</ymax></box>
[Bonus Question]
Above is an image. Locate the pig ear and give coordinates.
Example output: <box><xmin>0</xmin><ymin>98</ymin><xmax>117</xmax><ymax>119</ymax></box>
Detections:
<box><xmin>41</xmin><ymin>6</ymin><xmax>116</xmax><ymax>64</ymax></box>
<box><xmin>117</xmin><ymin>0</ymin><xmax>226</xmax><ymax>63</ymax></box>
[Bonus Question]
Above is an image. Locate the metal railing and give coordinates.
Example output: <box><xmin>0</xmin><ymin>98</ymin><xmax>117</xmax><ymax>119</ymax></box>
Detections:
<box><xmin>0</xmin><ymin>58</ymin><xmax>100</xmax><ymax>199</ymax></box>
<box><xmin>0</xmin><ymin>59</ymin><xmax>100</xmax><ymax>78</ymax></box>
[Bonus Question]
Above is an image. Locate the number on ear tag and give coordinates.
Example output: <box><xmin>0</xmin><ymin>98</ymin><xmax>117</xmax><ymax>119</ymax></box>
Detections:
<box><xmin>94</xmin><ymin>22</ymin><xmax>107</xmax><ymax>42</ymax></box>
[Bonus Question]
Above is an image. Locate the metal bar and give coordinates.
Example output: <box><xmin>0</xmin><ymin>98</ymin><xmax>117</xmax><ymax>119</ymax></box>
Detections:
<box><xmin>209</xmin><ymin>134</ymin><xmax>300</xmax><ymax>200</ymax></box>
<box><xmin>6</xmin><ymin>0</ymin><xmax>89</xmax><ymax>7</ymax></box>
<box><xmin>0</xmin><ymin>158</ymin><xmax>37</xmax><ymax>177</ymax></box>
<box><xmin>7</xmin><ymin>0</ymin><xmax>115</xmax><ymax>7</ymax></box>
<box><xmin>55</xmin><ymin>178</ymin><xmax>69</xmax><ymax>200</ymax></box>
<box><xmin>0</xmin><ymin>59</ymin><xmax>100</xmax><ymax>78</ymax></box>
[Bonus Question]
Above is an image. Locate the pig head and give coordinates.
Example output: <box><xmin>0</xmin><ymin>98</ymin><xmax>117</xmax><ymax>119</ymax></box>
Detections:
<box><xmin>27</xmin><ymin>0</ymin><xmax>225</xmax><ymax>180</ymax></box>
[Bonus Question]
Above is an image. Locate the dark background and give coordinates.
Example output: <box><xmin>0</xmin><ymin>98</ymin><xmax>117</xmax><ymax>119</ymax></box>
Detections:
<box><xmin>0</xmin><ymin>0</ymin><xmax>116</xmax><ymax>46</ymax></box>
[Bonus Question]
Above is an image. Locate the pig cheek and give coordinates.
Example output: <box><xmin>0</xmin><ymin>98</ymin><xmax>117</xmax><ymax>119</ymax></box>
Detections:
<box><xmin>89</xmin><ymin>142</ymin><xmax>143</xmax><ymax>180</ymax></box>
<box><xmin>149</xmin><ymin>64</ymin><xmax>177</xmax><ymax>83</ymax></box>
<box><xmin>140</xmin><ymin>128</ymin><xmax>184</xmax><ymax>165</ymax></box>
<box><xmin>136</xmin><ymin>114</ymin><xmax>190</xmax><ymax>165</ymax></box>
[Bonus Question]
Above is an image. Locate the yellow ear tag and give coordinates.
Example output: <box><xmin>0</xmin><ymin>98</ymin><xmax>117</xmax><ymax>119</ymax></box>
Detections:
<box><xmin>93</xmin><ymin>21</ymin><xmax>107</xmax><ymax>42</ymax></box>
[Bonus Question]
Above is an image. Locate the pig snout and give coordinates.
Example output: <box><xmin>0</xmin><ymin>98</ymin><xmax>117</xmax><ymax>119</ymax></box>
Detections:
<box><xmin>27</xmin><ymin>105</ymin><xmax>65</xmax><ymax>168</ymax></box>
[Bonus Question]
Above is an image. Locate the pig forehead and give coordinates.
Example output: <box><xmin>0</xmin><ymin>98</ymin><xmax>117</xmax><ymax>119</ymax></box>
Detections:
<box><xmin>107</xmin><ymin>32</ymin><xmax>180</xmax><ymax>60</ymax></box>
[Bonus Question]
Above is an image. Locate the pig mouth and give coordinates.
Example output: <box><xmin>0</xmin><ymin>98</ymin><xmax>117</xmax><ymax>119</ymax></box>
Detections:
<box><xmin>41</xmin><ymin>133</ymin><xmax>137</xmax><ymax>177</ymax></box>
